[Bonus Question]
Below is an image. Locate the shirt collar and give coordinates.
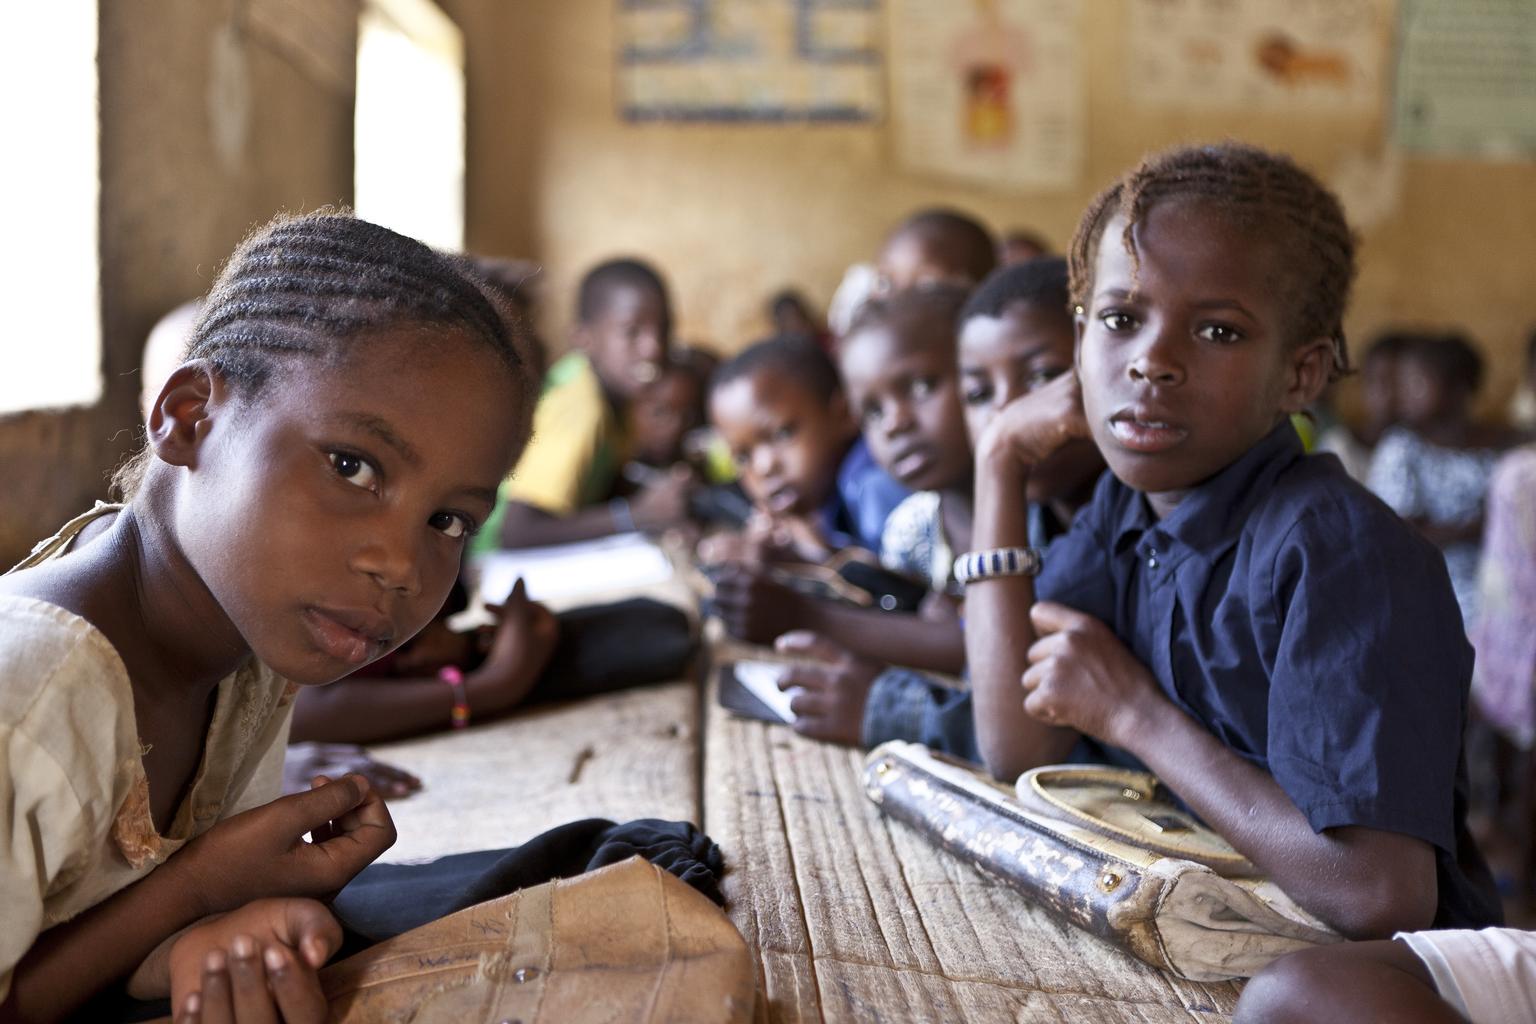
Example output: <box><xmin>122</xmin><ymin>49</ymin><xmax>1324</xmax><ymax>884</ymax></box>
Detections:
<box><xmin>1107</xmin><ymin>419</ymin><xmax>1306</xmax><ymax>564</ymax></box>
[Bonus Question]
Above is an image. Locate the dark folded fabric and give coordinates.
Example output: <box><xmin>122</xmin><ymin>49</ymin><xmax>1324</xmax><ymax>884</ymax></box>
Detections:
<box><xmin>332</xmin><ymin>817</ymin><xmax>725</xmax><ymax>946</ymax></box>
<box><xmin>526</xmin><ymin>598</ymin><xmax>698</xmax><ymax>704</ymax></box>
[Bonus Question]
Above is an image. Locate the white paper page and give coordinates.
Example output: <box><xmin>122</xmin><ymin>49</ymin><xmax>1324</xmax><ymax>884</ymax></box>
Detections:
<box><xmin>734</xmin><ymin>660</ymin><xmax>801</xmax><ymax>723</ymax></box>
<box><xmin>472</xmin><ymin>533</ymin><xmax>674</xmax><ymax>605</ymax></box>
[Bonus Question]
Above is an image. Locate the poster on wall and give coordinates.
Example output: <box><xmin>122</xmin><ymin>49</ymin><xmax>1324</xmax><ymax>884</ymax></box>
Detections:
<box><xmin>1125</xmin><ymin>0</ymin><xmax>1388</xmax><ymax>112</ymax></box>
<box><xmin>887</xmin><ymin>0</ymin><xmax>1083</xmax><ymax>191</ymax></box>
<box><xmin>616</xmin><ymin>0</ymin><xmax>883</xmax><ymax>122</ymax></box>
<box><xmin>1393</xmin><ymin>0</ymin><xmax>1536</xmax><ymax>158</ymax></box>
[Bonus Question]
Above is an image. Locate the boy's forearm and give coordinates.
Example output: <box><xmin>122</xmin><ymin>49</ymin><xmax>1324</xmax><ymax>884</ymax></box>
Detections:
<box><xmin>291</xmin><ymin>678</ymin><xmax>459</xmax><ymax>745</ymax></box>
<box><xmin>967</xmin><ymin>448</ymin><xmax>1078</xmax><ymax>779</ymax></box>
<box><xmin>2</xmin><ymin>858</ymin><xmax>208</xmax><ymax>1022</ymax></box>
<box><xmin>803</xmin><ymin>603</ymin><xmax>965</xmax><ymax>674</ymax></box>
<box><xmin>497</xmin><ymin>501</ymin><xmax>627</xmax><ymax>548</ymax></box>
<box><xmin>1117</xmin><ymin>698</ymin><xmax>1438</xmax><ymax>939</ymax></box>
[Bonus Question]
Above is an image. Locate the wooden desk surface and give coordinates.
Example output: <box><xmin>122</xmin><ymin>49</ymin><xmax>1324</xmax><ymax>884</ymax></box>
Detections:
<box><xmin>363</xmin><ymin>546</ymin><xmax>1243</xmax><ymax>1022</ymax></box>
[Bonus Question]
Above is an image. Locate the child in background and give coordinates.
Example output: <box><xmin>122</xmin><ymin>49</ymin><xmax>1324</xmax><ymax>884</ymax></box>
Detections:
<box><xmin>716</xmin><ymin>285</ymin><xmax>974</xmax><ymax>671</ymax></box>
<box><xmin>0</xmin><ymin>213</ymin><xmax>537</xmax><ymax>1021</ymax></box>
<box><xmin>997</xmin><ymin>228</ymin><xmax>1050</xmax><ymax>266</ymax></box>
<box><xmin>965</xmin><ymin>142</ymin><xmax>1498</xmax><ymax>936</ymax></box>
<box><xmin>703</xmin><ymin>334</ymin><xmax>908</xmax><ymax>568</ymax></box>
<box><xmin>877</xmin><ymin>207</ymin><xmax>998</xmax><ymax>293</ymax></box>
<box><xmin>483</xmin><ymin>258</ymin><xmax>694</xmax><ymax>551</ymax></box>
<box><xmin>1314</xmin><ymin>332</ymin><xmax>1408</xmax><ymax>482</ymax></box>
<box><xmin>772</xmin><ymin>259</ymin><xmax>1105</xmax><ymax>751</ymax></box>
<box><xmin>138</xmin><ymin>300</ymin><xmax>202</xmax><ymax>421</ymax></box>
<box><xmin>625</xmin><ymin>353</ymin><xmax>709</xmax><ymax>472</ymax></box>
<box><xmin>1467</xmin><ymin>442</ymin><xmax>1536</xmax><ymax>914</ymax></box>
<box><xmin>1368</xmin><ymin>332</ymin><xmax>1513</xmax><ymax>625</ymax></box>
<box><xmin>766</xmin><ymin>288</ymin><xmax>831</xmax><ymax>350</ymax></box>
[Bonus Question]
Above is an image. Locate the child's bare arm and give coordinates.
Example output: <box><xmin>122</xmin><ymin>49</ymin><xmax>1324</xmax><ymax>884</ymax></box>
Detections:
<box><xmin>2</xmin><ymin>776</ymin><xmax>390</xmax><ymax>1021</ymax></box>
<box><xmin>1234</xmin><ymin>940</ymin><xmax>1460</xmax><ymax>1024</ymax></box>
<box><xmin>290</xmin><ymin>587</ymin><xmax>559</xmax><ymax>745</ymax></box>
<box><xmin>966</xmin><ymin>375</ymin><xmax>1092</xmax><ymax>779</ymax></box>
<box><xmin>2</xmin><ymin>854</ymin><xmax>217</xmax><ymax>1022</ymax></box>
<box><xmin>497</xmin><ymin>470</ymin><xmax>692</xmax><ymax>548</ymax></box>
<box><xmin>1023</xmin><ymin>602</ymin><xmax>1438</xmax><ymax>939</ymax></box>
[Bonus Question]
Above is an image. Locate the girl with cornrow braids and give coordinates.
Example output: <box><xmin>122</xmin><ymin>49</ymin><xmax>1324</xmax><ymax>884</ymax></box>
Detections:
<box><xmin>962</xmin><ymin>142</ymin><xmax>1501</xmax><ymax>940</ymax></box>
<box><xmin>0</xmin><ymin>212</ymin><xmax>538</xmax><ymax>1022</ymax></box>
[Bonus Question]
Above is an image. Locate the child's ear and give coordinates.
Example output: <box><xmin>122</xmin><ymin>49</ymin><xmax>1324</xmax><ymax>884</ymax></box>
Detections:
<box><xmin>147</xmin><ymin>361</ymin><xmax>224</xmax><ymax>469</ymax></box>
<box><xmin>1280</xmin><ymin>337</ymin><xmax>1335</xmax><ymax>413</ymax></box>
<box><xmin>1072</xmin><ymin>305</ymin><xmax>1087</xmax><ymax>366</ymax></box>
<box><xmin>569</xmin><ymin>321</ymin><xmax>594</xmax><ymax>354</ymax></box>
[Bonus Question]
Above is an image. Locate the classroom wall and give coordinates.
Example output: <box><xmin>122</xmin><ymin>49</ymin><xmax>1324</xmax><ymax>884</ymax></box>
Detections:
<box><xmin>459</xmin><ymin>0</ymin><xmax>1536</xmax><ymax>422</ymax></box>
<box><xmin>0</xmin><ymin>1</ymin><xmax>355</xmax><ymax>567</ymax></box>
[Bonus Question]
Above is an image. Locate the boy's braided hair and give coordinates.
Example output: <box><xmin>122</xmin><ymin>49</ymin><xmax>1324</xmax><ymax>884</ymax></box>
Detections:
<box><xmin>115</xmin><ymin>210</ymin><xmax>534</xmax><ymax>496</ymax></box>
<box><xmin>1067</xmin><ymin>142</ymin><xmax>1357</xmax><ymax>379</ymax></box>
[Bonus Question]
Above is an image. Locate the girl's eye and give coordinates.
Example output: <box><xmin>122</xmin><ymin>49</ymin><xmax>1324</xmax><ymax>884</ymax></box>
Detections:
<box><xmin>1197</xmin><ymin>323</ymin><xmax>1244</xmax><ymax>345</ymax></box>
<box><xmin>329</xmin><ymin>451</ymin><xmax>379</xmax><ymax>492</ymax></box>
<box><xmin>429</xmin><ymin>511</ymin><xmax>474</xmax><ymax>540</ymax></box>
<box><xmin>861</xmin><ymin>403</ymin><xmax>883</xmax><ymax>425</ymax></box>
<box><xmin>770</xmin><ymin>422</ymin><xmax>797</xmax><ymax>443</ymax></box>
<box><xmin>1099</xmin><ymin>310</ymin><xmax>1138</xmax><ymax>332</ymax></box>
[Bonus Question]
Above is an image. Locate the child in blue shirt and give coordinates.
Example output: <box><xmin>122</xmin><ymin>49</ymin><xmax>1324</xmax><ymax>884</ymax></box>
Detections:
<box><xmin>705</xmin><ymin>335</ymin><xmax>910</xmax><ymax>634</ymax></box>
<box><xmin>964</xmin><ymin>142</ymin><xmax>1499</xmax><ymax>936</ymax></box>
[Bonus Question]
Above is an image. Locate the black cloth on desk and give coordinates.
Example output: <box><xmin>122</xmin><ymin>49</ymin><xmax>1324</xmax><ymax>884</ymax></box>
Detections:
<box><xmin>526</xmin><ymin>598</ymin><xmax>698</xmax><ymax>705</ymax></box>
<box><xmin>332</xmin><ymin>816</ymin><xmax>724</xmax><ymax>946</ymax></box>
<box><xmin>108</xmin><ymin>817</ymin><xmax>723</xmax><ymax>1022</ymax></box>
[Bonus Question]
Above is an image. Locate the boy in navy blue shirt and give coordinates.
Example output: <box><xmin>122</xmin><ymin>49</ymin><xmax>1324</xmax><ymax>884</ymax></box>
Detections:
<box><xmin>962</xmin><ymin>143</ymin><xmax>1499</xmax><ymax>937</ymax></box>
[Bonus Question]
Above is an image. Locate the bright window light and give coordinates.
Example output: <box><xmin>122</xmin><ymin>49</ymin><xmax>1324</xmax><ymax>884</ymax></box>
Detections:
<box><xmin>0</xmin><ymin>6</ymin><xmax>101</xmax><ymax>415</ymax></box>
<box><xmin>354</xmin><ymin>0</ymin><xmax>465</xmax><ymax>252</ymax></box>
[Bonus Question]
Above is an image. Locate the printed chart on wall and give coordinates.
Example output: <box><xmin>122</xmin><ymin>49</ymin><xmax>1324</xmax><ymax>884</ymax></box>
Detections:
<box><xmin>887</xmin><ymin>0</ymin><xmax>1082</xmax><ymax>191</ymax></box>
<box><xmin>616</xmin><ymin>0</ymin><xmax>883</xmax><ymax>122</ymax></box>
<box><xmin>1393</xmin><ymin>0</ymin><xmax>1536</xmax><ymax>157</ymax></box>
<box><xmin>1125</xmin><ymin>0</ymin><xmax>1388</xmax><ymax>112</ymax></box>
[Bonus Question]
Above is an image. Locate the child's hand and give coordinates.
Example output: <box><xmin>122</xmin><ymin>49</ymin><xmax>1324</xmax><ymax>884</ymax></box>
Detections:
<box><xmin>167</xmin><ymin>898</ymin><xmax>339</xmax><ymax>1024</ymax></box>
<box><xmin>177</xmin><ymin>773</ymin><xmax>396</xmax><ymax>915</ymax></box>
<box><xmin>760</xmin><ymin>514</ymin><xmax>834</xmax><ymax>563</ymax></box>
<box><xmin>712</xmin><ymin>564</ymin><xmax>810</xmax><ymax>644</ymax></box>
<box><xmin>629</xmin><ymin>464</ymin><xmax>695</xmax><ymax>530</ymax></box>
<box><xmin>470</xmin><ymin>578</ymin><xmax>560</xmax><ymax>715</ymax></box>
<box><xmin>977</xmin><ymin>372</ymin><xmax>1091</xmax><ymax>472</ymax></box>
<box><xmin>1021</xmin><ymin>602</ymin><xmax>1167</xmax><ymax>748</ymax></box>
<box><xmin>282</xmin><ymin>742</ymin><xmax>421</xmax><ymax>800</ymax></box>
<box><xmin>773</xmin><ymin>631</ymin><xmax>882</xmax><ymax>747</ymax></box>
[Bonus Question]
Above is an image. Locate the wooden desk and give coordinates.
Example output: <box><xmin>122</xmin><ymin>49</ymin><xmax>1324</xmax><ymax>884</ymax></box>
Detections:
<box><xmin>362</xmin><ymin>545</ymin><xmax>1243</xmax><ymax>1021</ymax></box>
<box><xmin>702</xmin><ymin>646</ymin><xmax>1241</xmax><ymax>1024</ymax></box>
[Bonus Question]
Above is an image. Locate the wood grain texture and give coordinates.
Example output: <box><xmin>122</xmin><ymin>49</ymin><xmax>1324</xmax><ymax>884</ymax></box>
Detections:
<box><xmin>374</xmin><ymin>680</ymin><xmax>700</xmax><ymax>864</ymax></box>
<box><xmin>703</xmin><ymin>644</ymin><xmax>1243</xmax><ymax>1024</ymax></box>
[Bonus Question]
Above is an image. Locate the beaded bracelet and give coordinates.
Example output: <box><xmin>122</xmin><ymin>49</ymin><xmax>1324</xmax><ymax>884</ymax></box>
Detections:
<box><xmin>438</xmin><ymin>665</ymin><xmax>470</xmax><ymax>729</ymax></box>
<box><xmin>952</xmin><ymin>546</ymin><xmax>1042</xmax><ymax>585</ymax></box>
